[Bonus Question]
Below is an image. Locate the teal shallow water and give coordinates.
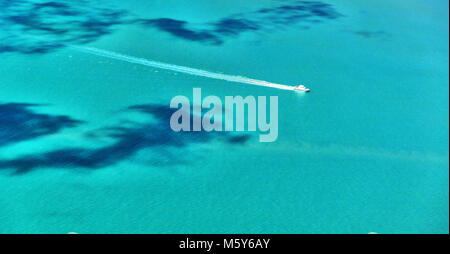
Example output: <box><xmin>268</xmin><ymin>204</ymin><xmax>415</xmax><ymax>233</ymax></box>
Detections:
<box><xmin>0</xmin><ymin>0</ymin><xmax>448</xmax><ymax>233</ymax></box>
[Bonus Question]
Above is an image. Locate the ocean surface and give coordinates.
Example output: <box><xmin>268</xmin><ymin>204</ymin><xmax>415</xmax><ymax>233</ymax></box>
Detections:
<box><xmin>0</xmin><ymin>0</ymin><xmax>448</xmax><ymax>233</ymax></box>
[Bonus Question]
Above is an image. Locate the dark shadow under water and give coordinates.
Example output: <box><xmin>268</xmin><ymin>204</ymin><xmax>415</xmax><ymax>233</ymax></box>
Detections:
<box><xmin>0</xmin><ymin>0</ymin><xmax>344</xmax><ymax>54</ymax></box>
<box><xmin>0</xmin><ymin>103</ymin><xmax>250</xmax><ymax>175</ymax></box>
<box><xmin>0</xmin><ymin>103</ymin><xmax>82</xmax><ymax>147</ymax></box>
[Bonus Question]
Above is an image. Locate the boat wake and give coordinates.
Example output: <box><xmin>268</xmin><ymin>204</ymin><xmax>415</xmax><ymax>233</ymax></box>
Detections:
<box><xmin>71</xmin><ymin>46</ymin><xmax>295</xmax><ymax>91</ymax></box>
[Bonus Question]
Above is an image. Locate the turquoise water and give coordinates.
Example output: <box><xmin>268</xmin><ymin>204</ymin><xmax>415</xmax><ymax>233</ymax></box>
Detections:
<box><xmin>0</xmin><ymin>0</ymin><xmax>448</xmax><ymax>233</ymax></box>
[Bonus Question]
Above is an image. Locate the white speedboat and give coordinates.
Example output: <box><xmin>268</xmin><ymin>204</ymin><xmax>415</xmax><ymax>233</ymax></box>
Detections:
<box><xmin>293</xmin><ymin>84</ymin><xmax>310</xmax><ymax>92</ymax></box>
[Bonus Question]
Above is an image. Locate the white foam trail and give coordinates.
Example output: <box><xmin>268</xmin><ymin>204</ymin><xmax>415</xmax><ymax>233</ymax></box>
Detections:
<box><xmin>71</xmin><ymin>46</ymin><xmax>295</xmax><ymax>91</ymax></box>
